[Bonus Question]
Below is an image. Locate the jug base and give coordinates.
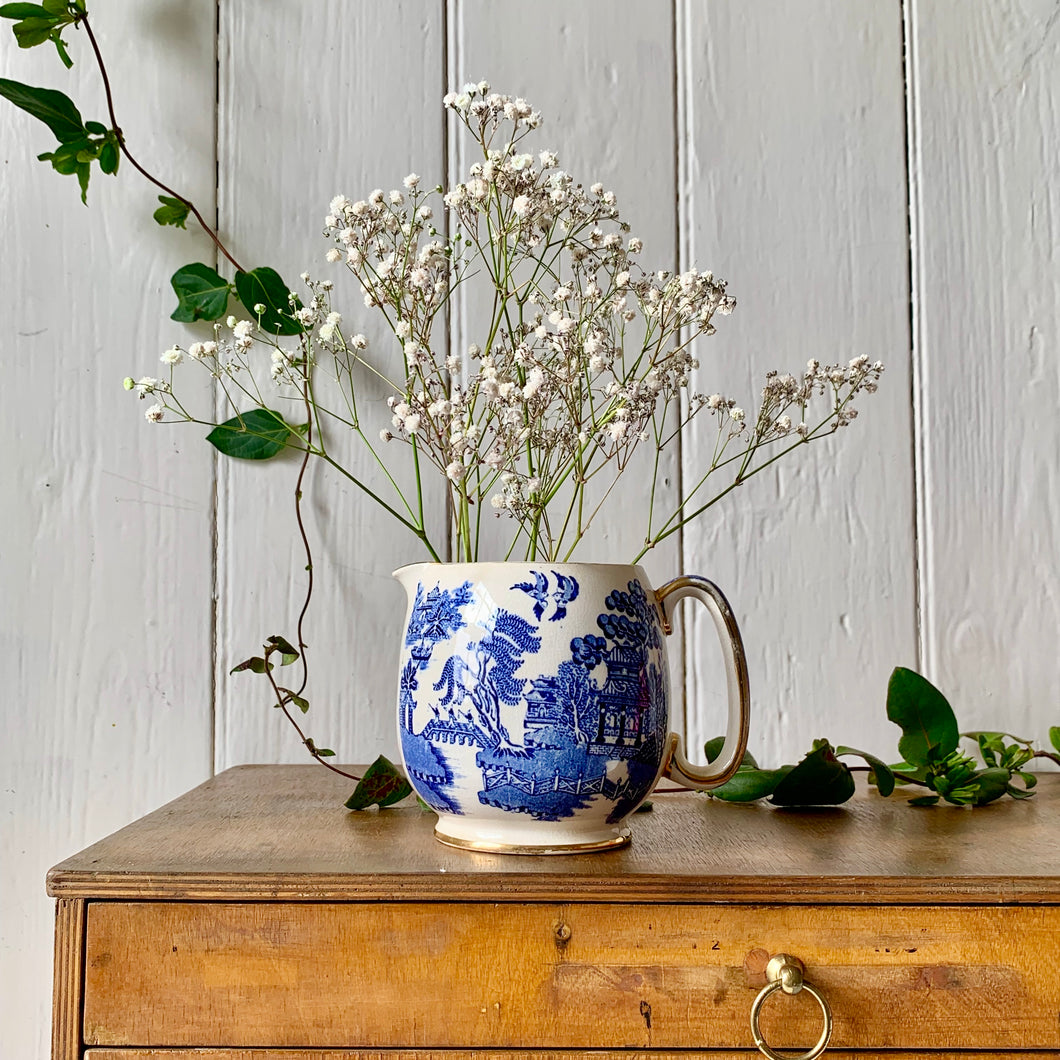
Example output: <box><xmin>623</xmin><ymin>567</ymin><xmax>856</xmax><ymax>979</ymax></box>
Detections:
<box><xmin>434</xmin><ymin>818</ymin><xmax>631</xmax><ymax>855</ymax></box>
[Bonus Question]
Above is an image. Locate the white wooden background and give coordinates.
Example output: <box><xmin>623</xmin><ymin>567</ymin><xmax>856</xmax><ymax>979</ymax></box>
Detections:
<box><xmin>2</xmin><ymin>1</ymin><xmax>1057</xmax><ymax>1054</ymax></box>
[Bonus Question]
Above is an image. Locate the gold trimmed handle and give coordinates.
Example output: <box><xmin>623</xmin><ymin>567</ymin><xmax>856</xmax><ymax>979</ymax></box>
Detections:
<box><xmin>656</xmin><ymin>576</ymin><xmax>750</xmax><ymax>790</ymax></box>
<box><xmin>750</xmin><ymin>954</ymin><xmax>833</xmax><ymax>1060</ymax></box>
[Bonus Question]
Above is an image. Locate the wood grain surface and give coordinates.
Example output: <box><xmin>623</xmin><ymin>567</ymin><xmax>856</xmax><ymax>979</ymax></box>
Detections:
<box><xmin>51</xmin><ymin>899</ymin><xmax>84</xmax><ymax>1060</ymax></box>
<box><xmin>81</xmin><ymin>1053</ymin><xmax>1060</xmax><ymax>1060</ymax></box>
<box><xmin>81</xmin><ymin>899</ymin><xmax>1060</xmax><ymax>1050</ymax></box>
<box><xmin>47</xmin><ymin>765</ymin><xmax>1060</xmax><ymax>903</ymax></box>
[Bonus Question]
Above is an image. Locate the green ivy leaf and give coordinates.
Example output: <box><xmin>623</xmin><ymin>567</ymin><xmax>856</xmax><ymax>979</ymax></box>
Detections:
<box><xmin>1</xmin><ymin>1</ymin><xmax>79</xmax><ymax>65</ymax></box>
<box><xmin>230</xmin><ymin>656</ymin><xmax>272</xmax><ymax>675</ymax></box>
<box><xmin>50</xmin><ymin>30</ymin><xmax>72</xmax><ymax>66</ymax></box>
<box><xmin>170</xmin><ymin>262</ymin><xmax>231</xmax><ymax>322</ymax></box>
<box><xmin>345</xmin><ymin>755</ymin><xmax>413</xmax><ymax>810</ymax></box>
<box><xmin>1050</xmin><ymin>726</ymin><xmax>1060</xmax><ymax>755</ymax></box>
<box><xmin>908</xmin><ymin>795</ymin><xmax>940</xmax><ymax>807</ymax></box>
<box><xmin>288</xmin><ymin>692</ymin><xmax>309</xmax><ymax>714</ymax></box>
<box><xmin>152</xmin><ymin>193</ymin><xmax>189</xmax><ymax>228</ymax></box>
<box><xmin>965</xmin><ymin>766</ymin><xmax>1011</xmax><ymax>806</ymax></box>
<box><xmin>835</xmin><ymin>745</ymin><xmax>896</xmax><ymax>797</ymax></box>
<box><xmin>969</xmin><ymin>731</ymin><xmax>1003</xmax><ymax>767</ymax></box>
<box><xmin>74</xmin><ymin>156</ymin><xmax>89</xmax><ymax>201</ymax></box>
<box><xmin>266</xmin><ymin>634</ymin><xmax>299</xmax><ymax>665</ymax></box>
<box><xmin>206</xmin><ymin>408</ymin><xmax>298</xmax><ymax>461</ymax></box>
<box><xmin>886</xmin><ymin>667</ymin><xmax>959</xmax><ymax>768</ymax></box>
<box><xmin>305</xmin><ymin>738</ymin><xmax>335</xmax><ymax>757</ymax></box>
<box><xmin>37</xmin><ymin>136</ymin><xmax>95</xmax><ymax>201</ymax></box>
<box><xmin>710</xmin><ymin>767</ymin><xmax>791</xmax><ymax>803</ymax></box>
<box><xmin>97</xmin><ymin>136</ymin><xmax>119</xmax><ymax>175</ymax></box>
<box><xmin>11</xmin><ymin>14</ymin><xmax>55</xmax><ymax>46</ymax></box>
<box><xmin>0</xmin><ymin>77</ymin><xmax>84</xmax><ymax>142</ymax></box>
<box><xmin>38</xmin><ymin>137</ymin><xmax>82</xmax><ymax>167</ymax></box>
<box><xmin>703</xmin><ymin>736</ymin><xmax>780</xmax><ymax>801</ymax></box>
<box><xmin>0</xmin><ymin>4</ymin><xmax>54</xmax><ymax>17</ymax></box>
<box><xmin>704</xmin><ymin>735</ymin><xmax>759</xmax><ymax>770</ymax></box>
<box><xmin>234</xmin><ymin>266</ymin><xmax>303</xmax><ymax>335</ymax></box>
<box><xmin>770</xmin><ymin>742</ymin><xmax>856</xmax><ymax>806</ymax></box>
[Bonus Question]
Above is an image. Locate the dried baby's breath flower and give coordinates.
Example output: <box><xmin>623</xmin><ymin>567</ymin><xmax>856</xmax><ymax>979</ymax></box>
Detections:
<box><xmin>139</xmin><ymin>87</ymin><xmax>883</xmax><ymax>564</ymax></box>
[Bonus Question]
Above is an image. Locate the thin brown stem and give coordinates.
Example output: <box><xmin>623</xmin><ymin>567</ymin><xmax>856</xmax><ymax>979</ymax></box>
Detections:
<box><xmin>263</xmin><ymin>657</ymin><xmax>360</xmax><ymax>782</ymax></box>
<box><xmin>79</xmin><ymin>13</ymin><xmax>243</xmax><ymax>272</ymax></box>
<box><xmin>292</xmin><ymin>371</ymin><xmax>314</xmax><ymax>698</ymax></box>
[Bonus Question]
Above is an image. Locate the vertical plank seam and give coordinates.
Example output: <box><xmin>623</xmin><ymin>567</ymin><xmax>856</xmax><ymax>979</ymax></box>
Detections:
<box><xmin>674</xmin><ymin>0</ymin><xmax>691</xmax><ymax>747</ymax></box>
<box><xmin>442</xmin><ymin>0</ymin><xmax>454</xmax><ymax>564</ymax></box>
<box><xmin>902</xmin><ymin>0</ymin><xmax>929</xmax><ymax>676</ymax></box>
<box><xmin>208</xmin><ymin>0</ymin><xmax>222</xmax><ymax>777</ymax></box>
<box><xmin>213</xmin><ymin>0</ymin><xmax>232</xmax><ymax>772</ymax></box>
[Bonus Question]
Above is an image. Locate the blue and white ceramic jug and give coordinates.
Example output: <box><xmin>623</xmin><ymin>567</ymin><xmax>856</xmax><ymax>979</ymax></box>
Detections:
<box><xmin>394</xmin><ymin>562</ymin><xmax>750</xmax><ymax>853</ymax></box>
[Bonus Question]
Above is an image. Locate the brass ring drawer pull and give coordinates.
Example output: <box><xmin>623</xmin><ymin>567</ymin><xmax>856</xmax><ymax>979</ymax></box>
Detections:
<box><xmin>750</xmin><ymin>953</ymin><xmax>833</xmax><ymax>1060</ymax></box>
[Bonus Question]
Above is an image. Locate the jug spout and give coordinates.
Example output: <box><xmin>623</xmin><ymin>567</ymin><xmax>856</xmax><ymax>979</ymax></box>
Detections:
<box><xmin>393</xmin><ymin>562</ymin><xmax>431</xmax><ymax>601</ymax></box>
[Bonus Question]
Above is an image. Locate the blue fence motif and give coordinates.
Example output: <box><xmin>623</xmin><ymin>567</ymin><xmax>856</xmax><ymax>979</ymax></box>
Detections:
<box><xmin>399</xmin><ymin>572</ymin><xmax>666</xmax><ymax>821</ymax></box>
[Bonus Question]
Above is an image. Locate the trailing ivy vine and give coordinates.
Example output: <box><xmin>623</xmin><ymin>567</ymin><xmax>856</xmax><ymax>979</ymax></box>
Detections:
<box><xmin>703</xmin><ymin>667</ymin><xmax>1060</xmax><ymax>808</ymax></box>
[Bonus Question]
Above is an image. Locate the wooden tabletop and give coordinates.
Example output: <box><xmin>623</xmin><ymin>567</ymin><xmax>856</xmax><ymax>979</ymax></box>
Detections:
<box><xmin>48</xmin><ymin>765</ymin><xmax>1060</xmax><ymax>905</ymax></box>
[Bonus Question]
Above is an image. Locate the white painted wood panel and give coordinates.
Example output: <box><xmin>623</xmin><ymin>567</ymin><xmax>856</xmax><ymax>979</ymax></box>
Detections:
<box><xmin>910</xmin><ymin>0</ymin><xmax>1060</xmax><ymax>742</ymax></box>
<box><xmin>0</xmin><ymin>1</ymin><xmax>217</xmax><ymax>1054</ymax></box>
<box><xmin>450</xmin><ymin>0</ymin><xmax>681</xmax><ymax>589</ymax></box>
<box><xmin>451</xmin><ymin>0</ymin><xmax>687</xmax><ymax>734</ymax></box>
<box><xmin>214</xmin><ymin>1</ymin><xmax>448</xmax><ymax>769</ymax></box>
<box><xmin>679</xmin><ymin>0</ymin><xmax>919</xmax><ymax>766</ymax></box>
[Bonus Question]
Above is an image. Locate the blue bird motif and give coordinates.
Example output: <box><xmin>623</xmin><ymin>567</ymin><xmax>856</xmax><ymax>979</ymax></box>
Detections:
<box><xmin>512</xmin><ymin>569</ymin><xmax>550</xmax><ymax>620</ymax></box>
<box><xmin>549</xmin><ymin>571</ymin><xmax>580</xmax><ymax>621</ymax></box>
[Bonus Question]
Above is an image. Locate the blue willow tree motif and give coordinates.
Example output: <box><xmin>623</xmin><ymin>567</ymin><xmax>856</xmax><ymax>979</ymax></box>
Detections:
<box><xmin>405</xmin><ymin>580</ymin><xmax>474</xmax><ymax>662</ymax></box>
<box><xmin>524</xmin><ymin>660</ymin><xmax>598</xmax><ymax>750</ymax></box>
<box><xmin>435</xmin><ymin>608</ymin><xmax>541</xmax><ymax>752</ymax></box>
<box><xmin>598</xmin><ymin>580</ymin><xmax>663</xmax><ymax>650</ymax></box>
<box><xmin>571</xmin><ymin>633</ymin><xmax>607</xmax><ymax>668</ymax></box>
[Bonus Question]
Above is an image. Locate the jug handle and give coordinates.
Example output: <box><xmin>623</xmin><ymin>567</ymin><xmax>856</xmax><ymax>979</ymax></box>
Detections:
<box><xmin>656</xmin><ymin>576</ymin><xmax>751</xmax><ymax>790</ymax></box>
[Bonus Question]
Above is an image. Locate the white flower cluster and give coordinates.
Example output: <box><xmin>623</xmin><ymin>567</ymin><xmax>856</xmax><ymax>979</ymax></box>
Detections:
<box><xmin>693</xmin><ymin>356</ymin><xmax>884</xmax><ymax>444</ymax></box>
<box><xmin>442</xmin><ymin>81</ymin><xmax>541</xmax><ymax>130</ymax></box>
<box><xmin>317</xmin><ymin>86</ymin><xmax>742</xmax><ymax>553</ymax></box>
<box><xmin>133</xmin><ymin>85</ymin><xmax>884</xmax><ymax>563</ymax></box>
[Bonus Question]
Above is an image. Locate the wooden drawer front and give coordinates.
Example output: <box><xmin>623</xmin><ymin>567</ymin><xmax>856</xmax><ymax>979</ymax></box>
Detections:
<box><xmin>83</xmin><ymin>902</ymin><xmax>1060</xmax><ymax>1050</ymax></box>
<box><xmin>82</xmin><ymin>1053</ymin><xmax>1060</xmax><ymax>1059</ymax></box>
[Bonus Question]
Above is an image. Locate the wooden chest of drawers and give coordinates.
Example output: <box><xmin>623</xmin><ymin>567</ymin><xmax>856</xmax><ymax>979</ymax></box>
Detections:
<box><xmin>49</xmin><ymin>765</ymin><xmax>1060</xmax><ymax>1058</ymax></box>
